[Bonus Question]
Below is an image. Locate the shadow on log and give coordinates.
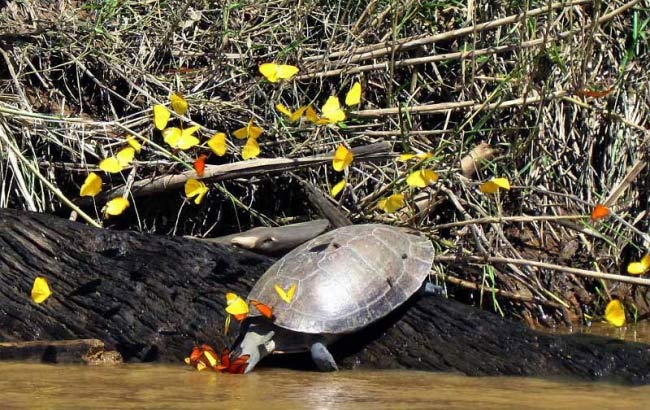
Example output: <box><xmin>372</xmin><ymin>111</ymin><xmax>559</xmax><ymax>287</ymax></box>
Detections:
<box><xmin>1</xmin><ymin>209</ymin><xmax>649</xmax><ymax>384</ymax></box>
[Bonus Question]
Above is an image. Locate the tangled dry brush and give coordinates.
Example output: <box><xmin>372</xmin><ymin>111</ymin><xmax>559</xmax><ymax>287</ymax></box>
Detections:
<box><xmin>0</xmin><ymin>0</ymin><xmax>649</xmax><ymax>326</ymax></box>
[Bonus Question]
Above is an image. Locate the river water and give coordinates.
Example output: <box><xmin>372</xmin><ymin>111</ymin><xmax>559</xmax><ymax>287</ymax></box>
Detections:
<box><xmin>2</xmin><ymin>323</ymin><xmax>650</xmax><ymax>409</ymax></box>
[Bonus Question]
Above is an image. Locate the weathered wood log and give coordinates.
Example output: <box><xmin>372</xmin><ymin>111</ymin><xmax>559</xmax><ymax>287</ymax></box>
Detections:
<box><xmin>0</xmin><ymin>339</ymin><xmax>113</xmax><ymax>364</ymax></box>
<box><xmin>1</xmin><ymin>208</ymin><xmax>650</xmax><ymax>384</ymax></box>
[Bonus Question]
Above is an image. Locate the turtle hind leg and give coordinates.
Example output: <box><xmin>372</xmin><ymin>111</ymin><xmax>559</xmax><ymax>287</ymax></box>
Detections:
<box><xmin>310</xmin><ymin>342</ymin><xmax>338</xmax><ymax>372</ymax></box>
<box><xmin>420</xmin><ymin>282</ymin><xmax>445</xmax><ymax>296</ymax></box>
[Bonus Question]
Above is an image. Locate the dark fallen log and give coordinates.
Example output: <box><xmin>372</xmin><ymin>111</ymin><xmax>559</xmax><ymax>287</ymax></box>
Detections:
<box><xmin>0</xmin><ymin>339</ymin><xmax>109</xmax><ymax>364</ymax></box>
<box><xmin>1</xmin><ymin>208</ymin><xmax>649</xmax><ymax>384</ymax></box>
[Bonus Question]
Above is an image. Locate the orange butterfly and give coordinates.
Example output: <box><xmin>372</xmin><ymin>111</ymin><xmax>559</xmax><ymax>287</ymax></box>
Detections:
<box><xmin>185</xmin><ymin>345</ymin><xmax>203</xmax><ymax>365</ymax></box>
<box><xmin>193</xmin><ymin>154</ymin><xmax>208</xmax><ymax>177</ymax></box>
<box><xmin>591</xmin><ymin>204</ymin><xmax>609</xmax><ymax>221</ymax></box>
<box><xmin>250</xmin><ymin>300</ymin><xmax>274</xmax><ymax>319</ymax></box>
<box><xmin>216</xmin><ymin>348</ymin><xmax>231</xmax><ymax>371</ymax></box>
<box><xmin>185</xmin><ymin>344</ymin><xmax>220</xmax><ymax>371</ymax></box>
<box><xmin>226</xmin><ymin>354</ymin><xmax>250</xmax><ymax>374</ymax></box>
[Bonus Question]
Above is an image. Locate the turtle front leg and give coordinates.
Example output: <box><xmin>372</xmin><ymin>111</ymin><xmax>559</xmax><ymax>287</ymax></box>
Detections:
<box><xmin>310</xmin><ymin>342</ymin><xmax>338</xmax><ymax>372</ymax></box>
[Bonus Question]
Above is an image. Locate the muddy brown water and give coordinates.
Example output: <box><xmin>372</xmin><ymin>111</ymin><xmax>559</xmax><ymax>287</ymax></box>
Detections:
<box><xmin>2</xmin><ymin>323</ymin><xmax>650</xmax><ymax>409</ymax></box>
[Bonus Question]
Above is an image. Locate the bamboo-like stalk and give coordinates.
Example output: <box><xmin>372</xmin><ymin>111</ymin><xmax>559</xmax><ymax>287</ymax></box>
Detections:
<box><xmin>353</xmin><ymin>90</ymin><xmax>568</xmax><ymax>117</ymax></box>
<box><xmin>435</xmin><ymin>255</ymin><xmax>650</xmax><ymax>286</ymax></box>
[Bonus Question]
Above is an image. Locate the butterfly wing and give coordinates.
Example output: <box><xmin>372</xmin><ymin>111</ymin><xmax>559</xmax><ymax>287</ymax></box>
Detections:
<box><xmin>590</xmin><ymin>204</ymin><xmax>609</xmax><ymax>220</ymax></box>
<box><xmin>321</xmin><ymin>96</ymin><xmax>346</xmax><ymax>122</ymax></box>
<box><xmin>250</xmin><ymin>300</ymin><xmax>274</xmax><ymax>319</ymax></box>
<box><xmin>259</xmin><ymin>63</ymin><xmax>280</xmax><ymax>82</ymax></box>
<box><xmin>345</xmin><ymin>82</ymin><xmax>361</xmax><ymax>106</ymax></box>
<box><xmin>277</xmin><ymin>64</ymin><xmax>299</xmax><ymax>80</ymax></box>
<box><xmin>193</xmin><ymin>154</ymin><xmax>207</xmax><ymax>177</ymax></box>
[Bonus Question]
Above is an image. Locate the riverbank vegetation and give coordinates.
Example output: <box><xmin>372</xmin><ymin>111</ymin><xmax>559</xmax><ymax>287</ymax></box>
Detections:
<box><xmin>0</xmin><ymin>0</ymin><xmax>648</xmax><ymax>328</ymax></box>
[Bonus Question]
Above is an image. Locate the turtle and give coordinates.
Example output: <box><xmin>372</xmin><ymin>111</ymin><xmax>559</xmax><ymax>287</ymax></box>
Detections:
<box><xmin>230</xmin><ymin>223</ymin><xmax>437</xmax><ymax>373</ymax></box>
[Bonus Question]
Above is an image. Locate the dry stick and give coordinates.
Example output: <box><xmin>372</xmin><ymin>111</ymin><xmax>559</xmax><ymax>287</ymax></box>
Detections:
<box><xmin>354</xmin><ymin>90</ymin><xmax>568</xmax><ymax>117</ymax></box>
<box><xmin>441</xmin><ymin>274</ymin><xmax>563</xmax><ymax>309</ymax></box>
<box><xmin>350</xmin><ymin>129</ymin><xmax>450</xmax><ymax>137</ymax></box>
<box><xmin>298</xmin><ymin>0</ymin><xmax>637</xmax><ymax>81</ymax></box>
<box><xmin>293</xmin><ymin>174</ymin><xmax>352</xmax><ymax>228</ymax></box>
<box><xmin>435</xmin><ymin>255</ymin><xmax>650</xmax><ymax>287</ymax></box>
<box><xmin>85</xmin><ymin>142</ymin><xmax>393</xmax><ymax>204</ymax></box>
<box><xmin>604</xmin><ymin>160</ymin><xmax>647</xmax><ymax>208</ymax></box>
<box><xmin>304</xmin><ymin>0</ymin><xmax>591</xmax><ymax>62</ymax></box>
<box><xmin>432</xmin><ymin>215</ymin><xmax>587</xmax><ymax>230</ymax></box>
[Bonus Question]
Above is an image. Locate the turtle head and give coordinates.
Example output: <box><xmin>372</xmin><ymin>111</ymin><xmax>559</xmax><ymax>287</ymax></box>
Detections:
<box><xmin>230</xmin><ymin>232</ymin><xmax>280</xmax><ymax>254</ymax></box>
<box><xmin>230</xmin><ymin>320</ymin><xmax>276</xmax><ymax>374</ymax></box>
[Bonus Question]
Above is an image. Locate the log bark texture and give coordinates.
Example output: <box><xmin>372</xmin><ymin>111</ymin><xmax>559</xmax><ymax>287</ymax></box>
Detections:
<box><xmin>1</xmin><ymin>209</ymin><xmax>650</xmax><ymax>384</ymax></box>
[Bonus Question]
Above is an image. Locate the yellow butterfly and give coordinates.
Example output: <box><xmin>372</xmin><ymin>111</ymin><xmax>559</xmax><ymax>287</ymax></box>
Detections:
<box><xmin>242</xmin><ymin>138</ymin><xmax>261</xmax><ymax>160</ymax></box>
<box><xmin>479</xmin><ymin>177</ymin><xmax>511</xmax><ymax>194</ymax></box>
<box><xmin>604</xmin><ymin>299</ymin><xmax>625</xmax><ymax>327</ymax></box>
<box><xmin>153</xmin><ymin>104</ymin><xmax>170</xmax><ymax>130</ymax></box>
<box><xmin>233</xmin><ymin>119</ymin><xmax>263</xmax><ymax>140</ymax></box>
<box><xmin>321</xmin><ymin>96</ymin><xmax>346</xmax><ymax>123</ymax></box>
<box><xmin>79</xmin><ymin>172</ymin><xmax>102</xmax><ymax>197</ymax></box>
<box><xmin>31</xmin><ymin>277</ymin><xmax>51</xmax><ymax>304</ymax></box>
<box><xmin>104</xmin><ymin>197</ymin><xmax>130</xmax><ymax>217</ymax></box>
<box><xmin>406</xmin><ymin>169</ymin><xmax>438</xmax><ymax>188</ymax></box>
<box><xmin>163</xmin><ymin>125</ymin><xmax>201</xmax><ymax>150</ymax></box>
<box><xmin>627</xmin><ymin>254</ymin><xmax>650</xmax><ymax>275</ymax></box>
<box><xmin>332</xmin><ymin>145</ymin><xmax>353</xmax><ymax>172</ymax></box>
<box><xmin>305</xmin><ymin>105</ymin><xmax>330</xmax><ymax>125</ymax></box>
<box><xmin>259</xmin><ymin>63</ymin><xmax>299</xmax><ymax>83</ymax></box>
<box><xmin>275</xmin><ymin>284</ymin><xmax>296</xmax><ymax>303</ymax></box>
<box><xmin>99</xmin><ymin>147</ymin><xmax>135</xmax><ymax>174</ymax></box>
<box><xmin>185</xmin><ymin>178</ymin><xmax>209</xmax><ymax>205</ymax></box>
<box><xmin>276</xmin><ymin>103</ymin><xmax>307</xmax><ymax>122</ymax></box>
<box><xmin>225</xmin><ymin>292</ymin><xmax>249</xmax><ymax>320</ymax></box>
<box><xmin>345</xmin><ymin>82</ymin><xmax>362</xmax><ymax>106</ymax></box>
<box><xmin>398</xmin><ymin>152</ymin><xmax>433</xmax><ymax>161</ymax></box>
<box><xmin>170</xmin><ymin>93</ymin><xmax>188</xmax><ymax>116</ymax></box>
<box><xmin>207</xmin><ymin>132</ymin><xmax>227</xmax><ymax>156</ymax></box>
<box><xmin>125</xmin><ymin>135</ymin><xmax>142</xmax><ymax>153</ymax></box>
<box><xmin>377</xmin><ymin>193</ymin><xmax>405</xmax><ymax>213</ymax></box>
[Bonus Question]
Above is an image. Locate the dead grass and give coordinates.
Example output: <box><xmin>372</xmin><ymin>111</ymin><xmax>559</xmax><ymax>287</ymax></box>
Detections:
<box><xmin>0</xmin><ymin>0</ymin><xmax>649</xmax><ymax>326</ymax></box>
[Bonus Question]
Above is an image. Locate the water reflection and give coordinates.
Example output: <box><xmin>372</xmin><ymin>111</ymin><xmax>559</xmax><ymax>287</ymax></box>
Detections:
<box><xmin>2</xmin><ymin>363</ymin><xmax>650</xmax><ymax>410</ymax></box>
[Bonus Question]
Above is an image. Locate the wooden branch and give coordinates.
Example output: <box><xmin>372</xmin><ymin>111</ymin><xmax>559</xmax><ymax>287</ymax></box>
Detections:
<box><xmin>435</xmin><ymin>254</ymin><xmax>650</xmax><ymax>286</ymax></box>
<box><xmin>83</xmin><ymin>142</ymin><xmax>393</xmax><ymax>204</ymax></box>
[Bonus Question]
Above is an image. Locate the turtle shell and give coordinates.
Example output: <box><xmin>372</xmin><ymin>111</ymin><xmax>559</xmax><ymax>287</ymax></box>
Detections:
<box><xmin>246</xmin><ymin>224</ymin><xmax>434</xmax><ymax>334</ymax></box>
